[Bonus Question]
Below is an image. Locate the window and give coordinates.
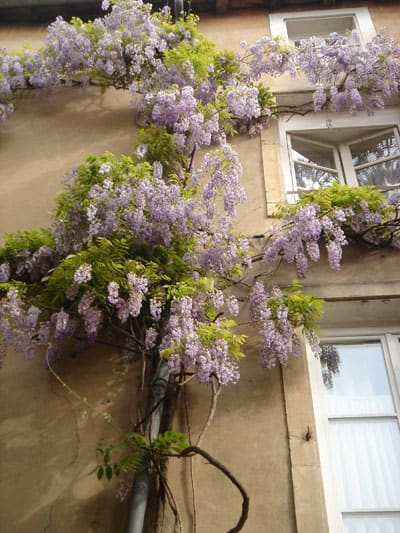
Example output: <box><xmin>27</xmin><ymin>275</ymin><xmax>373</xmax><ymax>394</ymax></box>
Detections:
<box><xmin>289</xmin><ymin>128</ymin><xmax>400</xmax><ymax>192</ymax></box>
<box><xmin>309</xmin><ymin>330</ymin><xmax>400</xmax><ymax>533</ymax></box>
<box><xmin>278</xmin><ymin>110</ymin><xmax>400</xmax><ymax>201</ymax></box>
<box><xmin>285</xmin><ymin>15</ymin><xmax>360</xmax><ymax>47</ymax></box>
<box><xmin>269</xmin><ymin>8</ymin><xmax>376</xmax><ymax>49</ymax></box>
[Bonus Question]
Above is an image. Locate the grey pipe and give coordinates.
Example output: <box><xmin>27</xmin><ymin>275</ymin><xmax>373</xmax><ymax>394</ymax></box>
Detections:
<box><xmin>173</xmin><ymin>0</ymin><xmax>184</xmax><ymax>20</ymax></box>
<box><xmin>125</xmin><ymin>360</ymin><xmax>170</xmax><ymax>533</ymax></box>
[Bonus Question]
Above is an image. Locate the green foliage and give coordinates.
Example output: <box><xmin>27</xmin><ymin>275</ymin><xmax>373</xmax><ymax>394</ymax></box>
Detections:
<box><xmin>164</xmin><ymin>37</ymin><xmax>217</xmax><ymax>82</ymax></box>
<box><xmin>196</xmin><ymin>320</ymin><xmax>247</xmax><ymax>359</ymax></box>
<box><xmin>0</xmin><ymin>229</ymin><xmax>55</xmax><ymax>291</ymax></box>
<box><xmin>96</xmin><ymin>431</ymin><xmax>189</xmax><ymax>480</ymax></box>
<box><xmin>156</xmin><ymin>12</ymin><xmax>199</xmax><ymax>40</ymax></box>
<box><xmin>268</xmin><ymin>280</ymin><xmax>324</xmax><ymax>332</ymax></box>
<box><xmin>134</xmin><ymin>126</ymin><xmax>186</xmax><ymax>174</ymax></box>
<box><xmin>256</xmin><ymin>83</ymin><xmax>276</xmax><ymax>111</ymax></box>
<box><xmin>214</xmin><ymin>49</ymin><xmax>240</xmax><ymax>79</ymax></box>
<box><xmin>39</xmin><ymin>238</ymin><xmax>129</xmax><ymax>308</ymax></box>
<box><xmin>166</xmin><ymin>275</ymin><xmax>215</xmax><ymax>300</ymax></box>
<box><xmin>55</xmin><ymin>154</ymin><xmax>151</xmax><ymax>219</ymax></box>
<box><xmin>96</xmin><ymin>440</ymin><xmax>128</xmax><ymax>480</ymax></box>
<box><xmin>276</xmin><ymin>182</ymin><xmax>388</xmax><ymax>218</ymax></box>
<box><xmin>0</xmin><ymin>228</ymin><xmax>54</xmax><ymax>263</ymax></box>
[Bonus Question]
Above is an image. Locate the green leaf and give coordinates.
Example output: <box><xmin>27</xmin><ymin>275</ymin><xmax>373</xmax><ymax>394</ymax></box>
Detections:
<box><xmin>97</xmin><ymin>467</ymin><xmax>104</xmax><ymax>480</ymax></box>
<box><xmin>105</xmin><ymin>465</ymin><xmax>113</xmax><ymax>480</ymax></box>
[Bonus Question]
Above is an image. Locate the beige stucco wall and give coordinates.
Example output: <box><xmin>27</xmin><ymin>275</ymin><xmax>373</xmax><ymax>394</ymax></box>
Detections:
<box><xmin>1</xmin><ymin>4</ymin><xmax>400</xmax><ymax>532</ymax></box>
<box><xmin>0</xmin><ymin>345</ymin><xmax>137</xmax><ymax>532</ymax></box>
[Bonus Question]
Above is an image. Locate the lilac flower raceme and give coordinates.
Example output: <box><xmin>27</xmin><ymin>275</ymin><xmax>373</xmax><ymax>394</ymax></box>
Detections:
<box><xmin>1</xmin><ymin>0</ymin><xmax>400</xmax><ymax>392</ymax></box>
<box><xmin>73</xmin><ymin>263</ymin><xmax>92</xmax><ymax>285</ymax></box>
<box><xmin>249</xmin><ymin>283</ymin><xmax>304</xmax><ymax>368</ymax></box>
<box><xmin>158</xmin><ymin>291</ymin><xmax>242</xmax><ymax>386</ymax></box>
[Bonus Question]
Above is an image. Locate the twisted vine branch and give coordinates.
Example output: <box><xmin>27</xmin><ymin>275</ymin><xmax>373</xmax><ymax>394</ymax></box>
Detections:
<box><xmin>179</xmin><ymin>445</ymin><xmax>250</xmax><ymax>533</ymax></box>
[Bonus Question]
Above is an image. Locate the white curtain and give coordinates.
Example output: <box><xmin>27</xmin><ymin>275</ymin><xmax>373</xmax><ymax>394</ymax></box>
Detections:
<box><xmin>330</xmin><ymin>419</ymin><xmax>400</xmax><ymax>509</ymax></box>
<box><xmin>343</xmin><ymin>513</ymin><xmax>400</xmax><ymax>533</ymax></box>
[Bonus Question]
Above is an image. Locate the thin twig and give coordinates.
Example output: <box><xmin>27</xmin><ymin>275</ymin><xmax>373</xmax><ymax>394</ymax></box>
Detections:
<box><xmin>196</xmin><ymin>377</ymin><xmax>221</xmax><ymax>448</ymax></box>
<box><xmin>183</xmin><ymin>385</ymin><xmax>197</xmax><ymax>533</ymax></box>
<box><xmin>45</xmin><ymin>347</ymin><xmax>120</xmax><ymax>430</ymax></box>
<box><xmin>132</xmin><ymin>393</ymin><xmax>167</xmax><ymax>432</ymax></box>
<box><xmin>154</xmin><ymin>462</ymin><xmax>183</xmax><ymax>533</ymax></box>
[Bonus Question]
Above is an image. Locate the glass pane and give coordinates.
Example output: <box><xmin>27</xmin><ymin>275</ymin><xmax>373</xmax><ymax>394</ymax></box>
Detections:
<box><xmin>294</xmin><ymin>163</ymin><xmax>337</xmax><ymax>190</ymax></box>
<box><xmin>351</xmin><ymin>131</ymin><xmax>400</xmax><ymax>167</ymax></box>
<box><xmin>287</xmin><ymin>16</ymin><xmax>356</xmax><ymax>43</ymax></box>
<box><xmin>356</xmin><ymin>157</ymin><xmax>400</xmax><ymax>187</ymax></box>
<box><xmin>323</xmin><ymin>343</ymin><xmax>394</xmax><ymax>416</ymax></box>
<box><xmin>292</xmin><ymin>137</ymin><xmax>337</xmax><ymax>169</ymax></box>
<box><xmin>330</xmin><ymin>419</ymin><xmax>400</xmax><ymax>509</ymax></box>
<box><xmin>344</xmin><ymin>512</ymin><xmax>400</xmax><ymax>533</ymax></box>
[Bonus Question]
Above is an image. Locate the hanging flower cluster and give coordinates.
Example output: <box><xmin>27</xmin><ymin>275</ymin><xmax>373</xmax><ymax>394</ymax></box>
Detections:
<box><xmin>240</xmin><ymin>31</ymin><xmax>400</xmax><ymax>116</ymax></box>
<box><xmin>265</xmin><ymin>184</ymin><xmax>400</xmax><ymax>278</ymax></box>
<box><xmin>1</xmin><ymin>0</ymin><xmax>400</xmax><ymax>383</ymax></box>
<box><xmin>249</xmin><ymin>281</ymin><xmax>323</xmax><ymax>368</ymax></box>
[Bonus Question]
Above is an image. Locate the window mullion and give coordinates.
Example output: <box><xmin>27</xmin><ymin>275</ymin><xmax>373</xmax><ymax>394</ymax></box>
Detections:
<box><xmin>385</xmin><ymin>334</ymin><xmax>400</xmax><ymax>421</ymax></box>
<box><xmin>339</xmin><ymin>143</ymin><xmax>358</xmax><ymax>186</ymax></box>
<box><xmin>354</xmin><ymin>153</ymin><xmax>400</xmax><ymax>172</ymax></box>
<box><xmin>294</xmin><ymin>160</ymin><xmax>338</xmax><ymax>173</ymax></box>
<box><xmin>286</xmin><ymin>133</ymin><xmax>298</xmax><ymax>197</ymax></box>
<box><xmin>394</xmin><ymin>127</ymin><xmax>400</xmax><ymax>148</ymax></box>
<box><xmin>333</xmin><ymin>147</ymin><xmax>344</xmax><ymax>184</ymax></box>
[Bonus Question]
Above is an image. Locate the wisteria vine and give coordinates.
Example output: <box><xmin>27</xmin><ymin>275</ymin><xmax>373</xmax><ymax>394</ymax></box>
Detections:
<box><xmin>1</xmin><ymin>1</ymin><xmax>400</xmax><ymax>398</ymax></box>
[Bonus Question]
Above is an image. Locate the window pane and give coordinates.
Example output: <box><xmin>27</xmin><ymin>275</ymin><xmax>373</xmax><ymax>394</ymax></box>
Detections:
<box><xmin>292</xmin><ymin>137</ymin><xmax>337</xmax><ymax>169</ymax></box>
<box><xmin>356</xmin><ymin>158</ymin><xmax>400</xmax><ymax>187</ymax></box>
<box><xmin>323</xmin><ymin>343</ymin><xmax>394</xmax><ymax>416</ymax></box>
<box><xmin>343</xmin><ymin>512</ymin><xmax>400</xmax><ymax>533</ymax></box>
<box><xmin>330</xmin><ymin>419</ymin><xmax>400</xmax><ymax>509</ymax></box>
<box><xmin>351</xmin><ymin>131</ymin><xmax>400</xmax><ymax>166</ymax></box>
<box><xmin>294</xmin><ymin>163</ymin><xmax>337</xmax><ymax>189</ymax></box>
<box><xmin>286</xmin><ymin>16</ymin><xmax>356</xmax><ymax>43</ymax></box>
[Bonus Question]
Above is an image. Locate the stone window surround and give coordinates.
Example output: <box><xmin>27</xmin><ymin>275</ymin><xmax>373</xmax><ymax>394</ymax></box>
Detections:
<box><xmin>269</xmin><ymin>7</ymin><xmax>376</xmax><ymax>48</ymax></box>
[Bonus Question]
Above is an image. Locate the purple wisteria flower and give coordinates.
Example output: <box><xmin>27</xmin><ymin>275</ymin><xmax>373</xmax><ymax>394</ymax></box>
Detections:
<box><xmin>73</xmin><ymin>263</ymin><xmax>92</xmax><ymax>285</ymax></box>
<box><xmin>0</xmin><ymin>262</ymin><xmax>10</xmax><ymax>282</ymax></box>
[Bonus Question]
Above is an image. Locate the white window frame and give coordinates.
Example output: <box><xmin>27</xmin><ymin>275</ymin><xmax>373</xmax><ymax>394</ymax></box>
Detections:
<box><xmin>288</xmin><ymin>134</ymin><xmax>344</xmax><ymax>192</ymax></box>
<box><xmin>269</xmin><ymin>7</ymin><xmax>376</xmax><ymax>49</ymax></box>
<box><xmin>278</xmin><ymin>109</ymin><xmax>400</xmax><ymax>200</ymax></box>
<box><xmin>307</xmin><ymin>327</ymin><xmax>400</xmax><ymax>532</ymax></box>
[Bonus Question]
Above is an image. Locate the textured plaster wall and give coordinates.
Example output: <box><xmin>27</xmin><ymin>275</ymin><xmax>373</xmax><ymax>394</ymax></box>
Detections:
<box><xmin>0</xmin><ymin>345</ymin><xmax>138</xmax><ymax>532</ymax></box>
<box><xmin>0</xmin><ymin>87</ymin><xmax>134</xmax><ymax>236</ymax></box>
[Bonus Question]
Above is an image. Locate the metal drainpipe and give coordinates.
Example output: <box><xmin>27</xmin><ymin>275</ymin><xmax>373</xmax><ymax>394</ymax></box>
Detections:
<box><xmin>125</xmin><ymin>1</ymin><xmax>185</xmax><ymax>528</ymax></box>
<box><xmin>173</xmin><ymin>0</ymin><xmax>184</xmax><ymax>19</ymax></box>
<box><xmin>125</xmin><ymin>359</ymin><xmax>170</xmax><ymax>533</ymax></box>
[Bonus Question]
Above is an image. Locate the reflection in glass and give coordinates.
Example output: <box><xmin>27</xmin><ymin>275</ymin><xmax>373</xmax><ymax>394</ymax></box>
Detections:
<box><xmin>356</xmin><ymin>158</ymin><xmax>400</xmax><ymax>187</ymax></box>
<box><xmin>292</xmin><ymin>137</ymin><xmax>336</xmax><ymax>168</ymax></box>
<box><xmin>350</xmin><ymin>129</ymin><xmax>400</xmax><ymax>187</ymax></box>
<box><xmin>293</xmin><ymin>163</ymin><xmax>337</xmax><ymax>189</ymax></box>
<box><xmin>291</xmin><ymin>136</ymin><xmax>338</xmax><ymax>190</ymax></box>
<box><xmin>351</xmin><ymin>131</ymin><xmax>399</xmax><ymax>166</ymax></box>
<box><xmin>323</xmin><ymin>342</ymin><xmax>394</xmax><ymax>416</ymax></box>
